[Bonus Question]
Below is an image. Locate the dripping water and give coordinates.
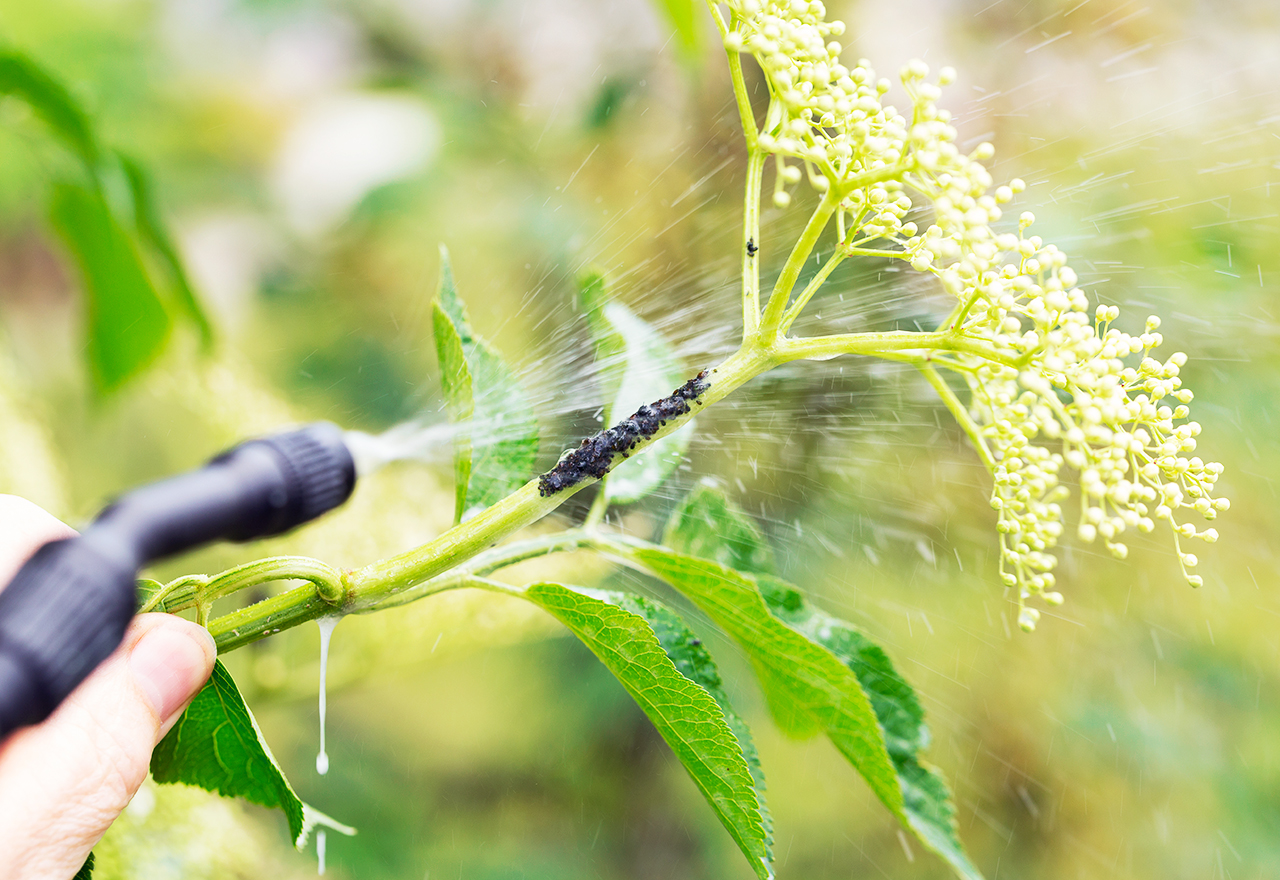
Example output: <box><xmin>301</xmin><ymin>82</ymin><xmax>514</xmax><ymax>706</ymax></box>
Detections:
<box><xmin>316</xmin><ymin>615</ymin><xmax>340</xmax><ymax>775</ymax></box>
<box><xmin>315</xmin><ymin>616</ymin><xmax>340</xmax><ymax>875</ymax></box>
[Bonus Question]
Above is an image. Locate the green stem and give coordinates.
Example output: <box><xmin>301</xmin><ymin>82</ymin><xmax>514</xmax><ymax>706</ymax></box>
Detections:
<box><xmin>918</xmin><ymin>364</ymin><xmax>996</xmax><ymax>470</ymax></box>
<box><xmin>742</xmin><ymin>150</ymin><xmax>765</xmax><ymax>337</ymax></box>
<box><xmin>360</xmin><ymin>530</ymin><xmax>592</xmax><ymax>613</ymax></box>
<box><xmin>715</xmin><ymin>6</ymin><xmax>759</xmax><ymax>154</ymax></box>
<box><xmin>842</xmin><ymin>160</ymin><xmax>916</xmax><ymax>195</ymax></box>
<box><xmin>139</xmin><ymin>574</ymin><xmax>206</xmax><ymax>614</ymax></box>
<box><xmin>942</xmin><ymin>287</ymin><xmax>983</xmax><ymax>332</ymax></box>
<box><xmin>211</xmin><ymin>585</ymin><xmax>334</xmax><ymax>653</ymax></box>
<box><xmin>459</xmin><ymin>575</ymin><xmax>527</xmax><ymax>598</ymax></box>
<box><xmin>209</xmin><ymin>556</ymin><xmax>346</xmax><ymax>604</ymax></box>
<box><xmin>760</xmin><ymin>189</ymin><xmax>838</xmax><ymax>336</ymax></box>
<box><xmin>583</xmin><ymin>483</ymin><xmax>610</xmax><ymax>528</ymax></box>
<box><xmin>778</xmin><ymin>330</ymin><xmax>1022</xmax><ymax>368</ymax></box>
<box><xmin>779</xmin><ymin>248</ymin><xmax>846</xmax><ymax>333</ymax></box>
<box><xmin>142</xmin><ymin>557</ymin><xmax>343</xmax><ymax>620</ymax></box>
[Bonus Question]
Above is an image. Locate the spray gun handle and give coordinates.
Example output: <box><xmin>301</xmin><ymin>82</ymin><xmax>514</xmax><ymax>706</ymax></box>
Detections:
<box><xmin>0</xmin><ymin>422</ymin><xmax>356</xmax><ymax>738</ymax></box>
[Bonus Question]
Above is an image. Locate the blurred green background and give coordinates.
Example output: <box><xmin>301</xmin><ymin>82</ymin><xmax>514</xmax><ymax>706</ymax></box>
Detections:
<box><xmin>1</xmin><ymin>0</ymin><xmax>1278</xmax><ymax>877</ymax></box>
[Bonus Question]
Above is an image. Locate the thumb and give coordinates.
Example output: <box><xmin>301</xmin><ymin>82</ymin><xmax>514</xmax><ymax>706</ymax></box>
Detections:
<box><xmin>0</xmin><ymin>613</ymin><xmax>215</xmax><ymax>880</ymax></box>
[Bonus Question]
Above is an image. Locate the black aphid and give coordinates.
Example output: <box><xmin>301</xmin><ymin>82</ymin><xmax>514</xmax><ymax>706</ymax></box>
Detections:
<box><xmin>746</xmin><ymin>238</ymin><xmax>758</xmax><ymax>257</ymax></box>
<box><xmin>538</xmin><ymin>370</ymin><xmax>712</xmax><ymax>496</ymax></box>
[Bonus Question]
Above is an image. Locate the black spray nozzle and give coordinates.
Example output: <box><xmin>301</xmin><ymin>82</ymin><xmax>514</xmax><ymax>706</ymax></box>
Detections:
<box><xmin>0</xmin><ymin>422</ymin><xmax>356</xmax><ymax>737</ymax></box>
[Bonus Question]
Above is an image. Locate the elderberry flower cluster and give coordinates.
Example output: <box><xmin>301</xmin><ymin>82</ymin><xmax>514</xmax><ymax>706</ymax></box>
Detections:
<box><xmin>722</xmin><ymin>0</ymin><xmax>1228</xmax><ymax>628</ymax></box>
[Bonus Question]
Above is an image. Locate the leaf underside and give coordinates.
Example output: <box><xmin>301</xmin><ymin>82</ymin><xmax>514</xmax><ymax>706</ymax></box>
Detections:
<box><xmin>521</xmin><ymin>582</ymin><xmax>773</xmax><ymax>879</ymax></box>
<box><xmin>151</xmin><ymin>660</ymin><xmax>350</xmax><ymax>849</ymax></box>
<box><xmin>118</xmin><ymin>153</ymin><xmax>215</xmax><ymax>349</ymax></box>
<box><xmin>2</xmin><ymin>50</ymin><xmax>213</xmax><ymax>393</ymax></box>
<box><xmin>0</xmin><ymin>51</ymin><xmax>99</xmax><ymax>167</ymax></box>
<box><xmin>434</xmin><ymin>246</ymin><xmax>538</xmax><ymax>521</ymax></box>
<box><xmin>48</xmin><ymin>180</ymin><xmax>171</xmax><ymax>394</ymax></box>
<box><xmin>662</xmin><ymin>484</ymin><xmax>985</xmax><ymax>880</ymax></box>
<box><xmin>579</xmin><ymin>271</ymin><xmax>692</xmax><ymax>505</ymax></box>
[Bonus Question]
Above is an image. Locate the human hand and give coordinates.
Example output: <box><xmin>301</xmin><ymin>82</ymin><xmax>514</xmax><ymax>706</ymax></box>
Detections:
<box><xmin>0</xmin><ymin>495</ymin><xmax>216</xmax><ymax>879</ymax></box>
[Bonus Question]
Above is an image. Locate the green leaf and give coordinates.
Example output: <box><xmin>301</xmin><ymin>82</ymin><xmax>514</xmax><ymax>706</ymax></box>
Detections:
<box><xmin>521</xmin><ymin>582</ymin><xmax>773</xmax><ymax>879</ymax></box>
<box><xmin>611</xmin><ymin>590</ymin><xmax>773</xmax><ymax>859</ymax></box>
<box><xmin>432</xmin><ymin>292</ymin><xmax>473</xmax><ymax>522</ymax></box>
<box><xmin>48</xmin><ymin>179</ymin><xmax>171</xmax><ymax>394</ymax></box>
<box><xmin>135</xmin><ymin>578</ymin><xmax>165</xmax><ymax>610</ymax></box>
<box><xmin>664</xmin><ymin>479</ymin><xmax>778</xmax><ymax>577</ymax></box>
<box><xmin>0</xmin><ymin>51</ymin><xmax>99</xmax><ymax>169</ymax></box>
<box><xmin>662</xmin><ymin>484</ymin><xmax>985</xmax><ymax>880</ymax></box>
<box><xmin>650</xmin><ymin>0</ymin><xmax>702</xmax><ymax>62</ymax></box>
<box><xmin>0</xmin><ymin>53</ymin><xmax>211</xmax><ymax>384</ymax></box>
<box><xmin>612</xmin><ymin>543</ymin><xmax>904</xmax><ymax>826</ymax></box>
<box><xmin>661</xmin><ymin>482</ymin><xmax>821</xmax><ymax>737</ymax></box>
<box><xmin>118</xmin><ymin>153</ymin><xmax>214</xmax><ymax>349</ymax></box>
<box><xmin>73</xmin><ymin>852</ymin><xmax>94</xmax><ymax>880</ymax></box>
<box><xmin>151</xmin><ymin>660</ymin><xmax>353</xmax><ymax>849</ymax></box>
<box><xmin>759</xmin><ymin>577</ymin><xmax>982</xmax><ymax>880</ymax></box>
<box><xmin>433</xmin><ymin>246</ymin><xmax>538</xmax><ymax>521</ymax></box>
<box><xmin>578</xmin><ymin>271</ymin><xmax>692</xmax><ymax>505</ymax></box>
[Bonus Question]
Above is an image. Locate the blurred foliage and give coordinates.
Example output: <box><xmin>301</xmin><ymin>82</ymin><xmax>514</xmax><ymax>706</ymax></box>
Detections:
<box><xmin>1</xmin><ymin>0</ymin><xmax>1278</xmax><ymax>877</ymax></box>
<box><xmin>0</xmin><ymin>48</ymin><xmax>211</xmax><ymax>392</ymax></box>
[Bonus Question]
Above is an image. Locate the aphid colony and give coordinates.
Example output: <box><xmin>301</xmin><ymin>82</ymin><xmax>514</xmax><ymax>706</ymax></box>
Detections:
<box><xmin>538</xmin><ymin>371</ymin><xmax>712</xmax><ymax>496</ymax></box>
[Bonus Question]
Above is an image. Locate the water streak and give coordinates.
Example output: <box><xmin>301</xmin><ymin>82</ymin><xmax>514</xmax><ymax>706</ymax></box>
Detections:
<box><xmin>317</xmin><ymin>829</ymin><xmax>327</xmax><ymax>875</ymax></box>
<box><xmin>345</xmin><ymin>420</ymin><xmax>459</xmax><ymax>477</ymax></box>
<box><xmin>316</xmin><ymin>616</ymin><xmax>340</xmax><ymax>776</ymax></box>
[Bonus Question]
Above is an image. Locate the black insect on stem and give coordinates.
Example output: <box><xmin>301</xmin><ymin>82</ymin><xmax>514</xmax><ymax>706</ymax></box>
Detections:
<box><xmin>746</xmin><ymin>238</ymin><xmax>758</xmax><ymax>257</ymax></box>
<box><xmin>538</xmin><ymin>371</ymin><xmax>712</xmax><ymax>496</ymax></box>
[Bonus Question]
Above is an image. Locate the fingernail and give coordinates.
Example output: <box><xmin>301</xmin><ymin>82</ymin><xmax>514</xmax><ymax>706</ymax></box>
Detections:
<box><xmin>129</xmin><ymin>621</ymin><xmax>216</xmax><ymax>723</ymax></box>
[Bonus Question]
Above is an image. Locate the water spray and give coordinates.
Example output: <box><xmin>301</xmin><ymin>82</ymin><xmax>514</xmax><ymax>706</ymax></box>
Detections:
<box><xmin>0</xmin><ymin>422</ymin><xmax>358</xmax><ymax>739</ymax></box>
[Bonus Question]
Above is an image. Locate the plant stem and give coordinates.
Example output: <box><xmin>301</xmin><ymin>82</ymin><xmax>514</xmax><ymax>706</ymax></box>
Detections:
<box><xmin>151</xmin><ymin>557</ymin><xmax>345</xmax><ymax>614</ymax></box>
<box><xmin>362</xmin><ymin>529</ymin><xmax>593</xmax><ymax>612</ymax></box>
<box><xmin>918</xmin><ymin>364</ymin><xmax>996</xmax><ymax>470</ymax></box>
<box><xmin>742</xmin><ymin>150</ymin><xmax>765</xmax><ymax>337</ymax></box>
<box><xmin>779</xmin><ymin>248</ymin><xmax>846</xmax><ymax>333</ymax></box>
<box><xmin>582</xmin><ymin>483</ymin><xmax>610</xmax><ymax>529</ymax></box>
<box><xmin>760</xmin><ymin>189</ymin><xmax>838</xmax><ymax>336</ymax></box>
<box><xmin>211</xmin><ymin>585</ymin><xmax>333</xmax><ymax>652</ymax></box>
<box><xmin>714</xmin><ymin>7</ymin><xmax>759</xmax><ymax>154</ymax></box>
<box><xmin>777</xmin><ymin>330</ymin><xmax>1021</xmax><ymax>368</ymax></box>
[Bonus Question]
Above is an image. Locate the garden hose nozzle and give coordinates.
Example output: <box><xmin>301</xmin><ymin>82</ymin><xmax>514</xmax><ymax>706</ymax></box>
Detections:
<box><xmin>0</xmin><ymin>422</ymin><xmax>356</xmax><ymax>739</ymax></box>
